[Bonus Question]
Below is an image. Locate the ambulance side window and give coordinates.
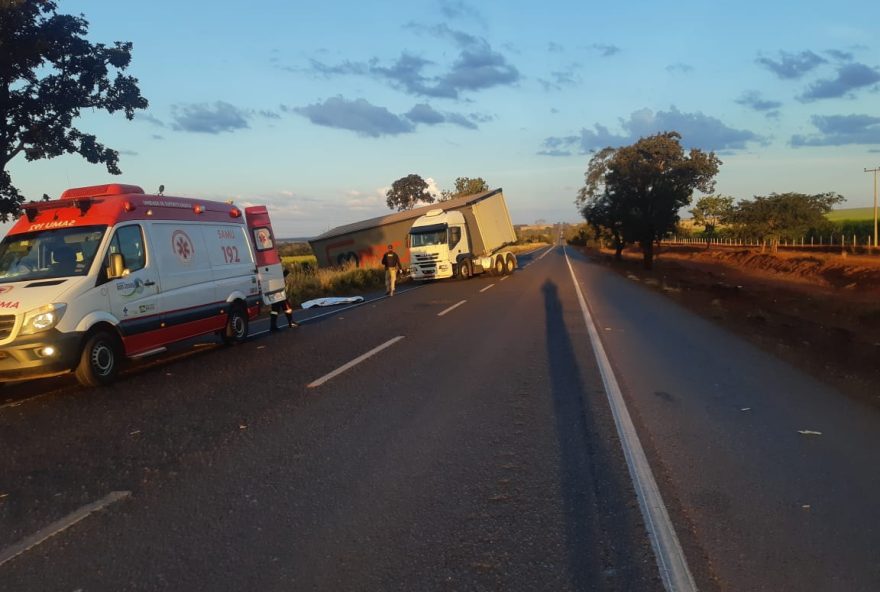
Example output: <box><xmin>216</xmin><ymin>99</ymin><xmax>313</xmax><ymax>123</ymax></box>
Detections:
<box><xmin>107</xmin><ymin>225</ymin><xmax>146</xmax><ymax>273</ymax></box>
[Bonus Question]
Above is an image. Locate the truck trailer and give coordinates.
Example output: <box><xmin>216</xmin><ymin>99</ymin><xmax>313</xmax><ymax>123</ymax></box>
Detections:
<box><xmin>308</xmin><ymin>188</ymin><xmax>513</xmax><ymax>271</ymax></box>
<box><xmin>408</xmin><ymin>188</ymin><xmax>517</xmax><ymax>280</ymax></box>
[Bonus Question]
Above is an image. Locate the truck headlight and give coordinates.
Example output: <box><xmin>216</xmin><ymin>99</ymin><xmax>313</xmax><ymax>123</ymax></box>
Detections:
<box><xmin>21</xmin><ymin>303</ymin><xmax>67</xmax><ymax>335</ymax></box>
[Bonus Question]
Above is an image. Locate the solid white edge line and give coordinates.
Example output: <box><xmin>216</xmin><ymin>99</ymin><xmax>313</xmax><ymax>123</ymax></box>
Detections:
<box><xmin>307</xmin><ymin>336</ymin><xmax>405</xmax><ymax>388</ymax></box>
<box><xmin>437</xmin><ymin>300</ymin><xmax>467</xmax><ymax>317</ymax></box>
<box><xmin>563</xmin><ymin>247</ymin><xmax>697</xmax><ymax>592</ymax></box>
<box><xmin>0</xmin><ymin>491</ymin><xmax>131</xmax><ymax>568</ymax></box>
<box><xmin>479</xmin><ymin>284</ymin><xmax>495</xmax><ymax>293</ymax></box>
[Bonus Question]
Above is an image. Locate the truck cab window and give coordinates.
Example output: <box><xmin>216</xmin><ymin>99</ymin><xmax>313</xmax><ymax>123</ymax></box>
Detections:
<box><xmin>106</xmin><ymin>225</ymin><xmax>146</xmax><ymax>273</ymax></box>
<box><xmin>449</xmin><ymin>227</ymin><xmax>462</xmax><ymax>249</ymax></box>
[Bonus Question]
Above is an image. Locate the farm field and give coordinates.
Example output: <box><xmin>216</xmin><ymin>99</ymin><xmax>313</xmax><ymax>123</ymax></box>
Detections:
<box><xmin>826</xmin><ymin>207</ymin><xmax>877</xmax><ymax>222</ymax></box>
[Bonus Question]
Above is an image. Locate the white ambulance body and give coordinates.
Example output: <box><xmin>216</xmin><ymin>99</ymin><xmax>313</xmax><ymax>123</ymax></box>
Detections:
<box><xmin>0</xmin><ymin>183</ymin><xmax>284</xmax><ymax>386</ymax></box>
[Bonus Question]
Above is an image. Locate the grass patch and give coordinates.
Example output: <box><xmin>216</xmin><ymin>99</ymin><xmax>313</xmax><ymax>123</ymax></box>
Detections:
<box><xmin>507</xmin><ymin>242</ymin><xmax>551</xmax><ymax>254</ymax></box>
<box><xmin>282</xmin><ymin>255</ymin><xmax>317</xmax><ymax>266</ymax></box>
<box><xmin>284</xmin><ymin>261</ymin><xmax>388</xmax><ymax>306</ymax></box>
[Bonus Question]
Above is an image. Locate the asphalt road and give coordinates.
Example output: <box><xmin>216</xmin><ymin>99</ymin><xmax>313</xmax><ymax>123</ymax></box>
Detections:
<box><xmin>0</xmin><ymin>247</ymin><xmax>659</xmax><ymax>591</ymax></box>
<box><xmin>1</xmin><ymin>244</ymin><xmax>878</xmax><ymax>591</ymax></box>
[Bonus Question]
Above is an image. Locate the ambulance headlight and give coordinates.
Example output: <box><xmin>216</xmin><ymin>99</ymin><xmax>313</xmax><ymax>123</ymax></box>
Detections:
<box><xmin>21</xmin><ymin>303</ymin><xmax>67</xmax><ymax>335</ymax></box>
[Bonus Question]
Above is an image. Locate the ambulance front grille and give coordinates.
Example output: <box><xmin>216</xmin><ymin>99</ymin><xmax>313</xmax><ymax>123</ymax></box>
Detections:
<box><xmin>0</xmin><ymin>315</ymin><xmax>14</xmax><ymax>340</ymax></box>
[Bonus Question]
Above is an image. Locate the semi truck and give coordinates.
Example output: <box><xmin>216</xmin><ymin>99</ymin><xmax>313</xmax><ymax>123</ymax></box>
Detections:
<box><xmin>408</xmin><ymin>189</ymin><xmax>517</xmax><ymax>280</ymax></box>
<box><xmin>0</xmin><ymin>183</ymin><xmax>286</xmax><ymax>386</ymax></box>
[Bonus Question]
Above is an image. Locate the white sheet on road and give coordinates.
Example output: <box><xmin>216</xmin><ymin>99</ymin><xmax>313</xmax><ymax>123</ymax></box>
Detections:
<box><xmin>301</xmin><ymin>296</ymin><xmax>365</xmax><ymax>309</ymax></box>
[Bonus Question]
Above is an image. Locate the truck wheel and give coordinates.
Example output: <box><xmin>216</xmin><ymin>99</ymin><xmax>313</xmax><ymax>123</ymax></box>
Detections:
<box><xmin>75</xmin><ymin>331</ymin><xmax>121</xmax><ymax>387</ymax></box>
<box><xmin>222</xmin><ymin>305</ymin><xmax>249</xmax><ymax>344</ymax></box>
<box><xmin>493</xmin><ymin>255</ymin><xmax>505</xmax><ymax>275</ymax></box>
<box><xmin>504</xmin><ymin>254</ymin><xmax>516</xmax><ymax>274</ymax></box>
<box><xmin>458</xmin><ymin>259</ymin><xmax>471</xmax><ymax>280</ymax></box>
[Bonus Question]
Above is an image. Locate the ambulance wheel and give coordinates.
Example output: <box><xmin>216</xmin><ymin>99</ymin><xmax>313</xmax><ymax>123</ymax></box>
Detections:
<box><xmin>493</xmin><ymin>255</ymin><xmax>505</xmax><ymax>275</ymax></box>
<box><xmin>75</xmin><ymin>331</ymin><xmax>121</xmax><ymax>387</ymax></box>
<box><xmin>223</xmin><ymin>305</ymin><xmax>249</xmax><ymax>344</ymax></box>
<box><xmin>504</xmin><ymin>254</ymin><xmax>516</xmax><ymax>274</ymax></box>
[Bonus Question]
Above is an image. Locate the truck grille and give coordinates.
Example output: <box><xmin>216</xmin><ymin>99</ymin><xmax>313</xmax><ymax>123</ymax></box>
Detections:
<box><xmin>0</xmin><ymin>315</ymin><xmax>15</xmax><ymax>340</ymax></box>
<box><xmin>413</xmin><ymin>253</ymin><xmax>439</xmax><ymax>262</ymax></box>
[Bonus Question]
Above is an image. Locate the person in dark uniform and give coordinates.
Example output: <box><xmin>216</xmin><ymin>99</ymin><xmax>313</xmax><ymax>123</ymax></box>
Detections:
<box><xmin>381</xmin><ymin>244</ymin><xmax>403</xmax><ymax>296</ymax></box>
<box><xmin>270</xmin><ymin>269</ymin><xmax>299</xmax><ymax>331</ymax></box>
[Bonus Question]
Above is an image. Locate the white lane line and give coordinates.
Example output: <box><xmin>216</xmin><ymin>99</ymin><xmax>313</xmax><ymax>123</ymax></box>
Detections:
<box><xmin>479</xmin><ymin>283</ymin><xmax>495</xmax><ymax>293</ymax></box>
<box><xmin>437</xmin><ymin>300</ymin><xmax>467</xmax><ymax>317</ymax></box>
<box><xmin>563</xmin><ymin>248</ymin><xmax>697</xmax><ymax>592</ymax></box>
<box><xmin>537</xmin><ymin>245</ymin><xmax>555</xmax><ymax>260</ymax></box>
<box><xmin>307</xmin><ymin>336</ymin><xmax>405</xmax><ymax>388</ymax></box>
<box><xmin>0</xmin><ymin>393</ymin><xmax>54</xmax><ymax>411</ymax></box>
<box><xmin>500</xmin><ymin>276</ymin><xmax>509</xmax><ymax>282</ymax></box>
<box><xmin>0</xmin><ymin>491</ymin><xmax>130</xmax><ymax>568</ymax></box>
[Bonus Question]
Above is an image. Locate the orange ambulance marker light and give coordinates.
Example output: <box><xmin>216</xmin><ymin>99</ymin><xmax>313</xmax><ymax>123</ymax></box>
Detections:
<box><xmin>193</xmin><ymin>204</ymin><xmax>204</xmax><ymax>214</ymax></box>
<box><xmin>229</xmin><ymin>208</ymin><xmax>241</xmax><ymax>218</ymax></box>
<box><xmin>123</xmin><ymin>201</ymin><xmax>136</xmax><ymax>212</ymax></box>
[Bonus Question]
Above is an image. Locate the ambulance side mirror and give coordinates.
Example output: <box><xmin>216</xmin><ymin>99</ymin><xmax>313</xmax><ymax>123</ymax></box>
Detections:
<box><xmin>107</xmin><ymin>253</ymin><xmax>126</xmax><ymax>279</ymax></box>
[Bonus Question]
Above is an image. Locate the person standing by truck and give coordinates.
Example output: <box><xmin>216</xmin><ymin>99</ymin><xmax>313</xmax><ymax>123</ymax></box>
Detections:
<box><xmin>381</xmin><ymin>244</ymin><xmax>403</xmax><ymax>296</ymax></box>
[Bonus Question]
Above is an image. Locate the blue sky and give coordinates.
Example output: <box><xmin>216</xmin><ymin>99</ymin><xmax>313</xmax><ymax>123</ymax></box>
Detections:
<box><xmin>5</xmin><ymin>0</ymin><xmax>880</xmax><ymax>237</ymax></box>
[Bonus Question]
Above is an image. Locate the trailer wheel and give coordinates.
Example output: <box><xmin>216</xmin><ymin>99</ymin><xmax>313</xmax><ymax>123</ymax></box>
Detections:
<box><xmin>458</xmin><ymin>259</ymin><xmax>472</xmax><ymax>280</ymax></box>
<box><xmin>493</xmin><ymin>255</ymin><xmax>505</xmax><ymax>276</ymax></box>
<box><xmin>504</xmin><ymin>254</ymin><xmax>516</xmax><ymax>275</ymax></box>
<box><xmin>75</xmin><ymin>330</ymin><xmax>121</xmax><ymax>387</ymax></box>
<box><xmin>222</xmin><ymin>305</ymin><xmax>249</xmax><ymax>344</ymax></box>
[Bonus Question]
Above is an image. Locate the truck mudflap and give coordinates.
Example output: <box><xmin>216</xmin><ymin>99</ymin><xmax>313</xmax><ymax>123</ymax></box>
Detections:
<box><xmin>0</xmin><ymin>329</ymin><xmax>83</xmax><ymax>382</ymax></box>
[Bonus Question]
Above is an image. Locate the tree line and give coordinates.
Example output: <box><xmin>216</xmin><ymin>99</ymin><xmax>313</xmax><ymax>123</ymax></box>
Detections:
<box><xmin>576</xmin><ymin>131</ymin><xmax>850</xmax><ymax>267</ymax></box>
<box><xmin>385</xmin><ymin>175</ymin><xmax>489</xmax><ymax>211</ymax></box>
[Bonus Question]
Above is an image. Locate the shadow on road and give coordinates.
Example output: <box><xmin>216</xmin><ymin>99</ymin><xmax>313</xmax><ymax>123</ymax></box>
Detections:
<box><xmin>542</xmin><ymin>279</ymin><xmax>655</xmax><ymax>591</ymax></box>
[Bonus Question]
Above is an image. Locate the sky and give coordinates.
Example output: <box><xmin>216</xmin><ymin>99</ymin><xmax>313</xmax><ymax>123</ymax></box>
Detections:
<box><xmin>5</xmin><ymin>0</ymin><xmax>880</xmax><ymax>238</ymax></box>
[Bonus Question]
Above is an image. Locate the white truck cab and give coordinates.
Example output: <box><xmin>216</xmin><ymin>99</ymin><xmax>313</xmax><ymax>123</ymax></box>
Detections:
<box><xmin>409</xmin><ymin>209</ymin><xmax>468</xmax><ymax>280</ymax></box>
<box><xmin>408</xmin><ymin>189</ymin><xmax>518</xmax><ymax>281</ymax></box>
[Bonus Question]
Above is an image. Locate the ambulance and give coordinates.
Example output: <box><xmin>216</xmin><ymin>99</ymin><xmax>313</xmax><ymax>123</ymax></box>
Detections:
<box><xmin>0</xmin><ymin>183</ymin><xmax>287</xmax><ymax>386</ymax></box>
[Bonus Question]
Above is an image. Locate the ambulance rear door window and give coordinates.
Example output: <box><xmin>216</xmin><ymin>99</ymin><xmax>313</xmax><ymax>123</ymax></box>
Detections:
<box><xmin>253</xmin><ymin>227</ymin><xmax>274</xmax><ymax>251</ymax></box>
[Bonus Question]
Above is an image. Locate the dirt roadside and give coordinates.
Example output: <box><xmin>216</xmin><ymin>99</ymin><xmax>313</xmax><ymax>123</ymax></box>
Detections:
<box><xmin>581</xmin><ymin>245</ymin><xmax>880</xmax><ymax>408</ymax></box>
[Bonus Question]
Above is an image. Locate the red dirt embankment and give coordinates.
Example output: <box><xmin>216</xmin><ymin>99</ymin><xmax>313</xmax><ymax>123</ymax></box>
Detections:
<box><xmin>590</xmin><ymin>245</ymin><xmax>880</xmax><ymax>406</ymax></box>
<box><xmin>661</xmin><ymin>246</ymin><xmax>880</xmax><ymax>294</ymax></box>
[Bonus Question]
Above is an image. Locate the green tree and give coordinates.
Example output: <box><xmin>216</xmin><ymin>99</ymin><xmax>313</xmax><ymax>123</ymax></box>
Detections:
<box><xmin>730</xmin><ymin>192</ymin><xmax>844</xmax><ymax>251</ymax></box>
<box><xmin>577</xmin><ymin>132</ymin><xmax>721</xmax><ymax>269</ymax></box>
<box><xmin>385</xmin><ymin>174</ymin><xmax>435</xmax><ymax>211</ymax></box>
<box><xmin>690</xmin><ymin>195</ymin><xmax>734</xmax><ymax>233</ymax></box>
<box><xmin>0</xmin><ymin>0</ymin><xmax>148</xmax><ymax>221</ymax></box>
<box><xmin>439</xmin><ymin>176</ymin><xmax>489</xmax><ymax>201</ymax></box>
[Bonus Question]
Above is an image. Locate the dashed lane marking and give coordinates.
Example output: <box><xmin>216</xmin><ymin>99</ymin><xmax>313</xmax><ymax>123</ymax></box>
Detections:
<box><xmin>537</xmin><ymin>245</ymin><xmax>555</xmax><ymax>260</ymax></box>
<box><xmin>563</xmin><ymin>247</ymin><xmax>697</xmax><ymax>592</ymax></box>
<box><xmin>307</xmin><ymin>336</ymin><xmax>405</xmax><ymax>388</ymax></box>
<box><xmin>479</xmin><ymin>284</ymin><xmax>495</xmax><ymax>293</ymax></box>
<box><xmin>0</xmin><ymin>491</ymin><xmax>131</xmax><ymax>568</ymax></box>
<box><xmin>437</xmin><ymin>300</ymin><xmax>467</xmax><ymax>317</ymax></box>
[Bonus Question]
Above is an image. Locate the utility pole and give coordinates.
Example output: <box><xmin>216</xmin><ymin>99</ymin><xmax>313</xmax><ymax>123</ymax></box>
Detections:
<box><xmin>866</xmin><ymin>167</ymin><xmax>879</xmax><ymax>248</ymax></box>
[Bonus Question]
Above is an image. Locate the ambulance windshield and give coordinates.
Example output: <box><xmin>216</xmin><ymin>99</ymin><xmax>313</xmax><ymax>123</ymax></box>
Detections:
<box><xmin>0</xmin><ymin>225</ymin><xmax>107</xmax><ymax>283</ymax></box>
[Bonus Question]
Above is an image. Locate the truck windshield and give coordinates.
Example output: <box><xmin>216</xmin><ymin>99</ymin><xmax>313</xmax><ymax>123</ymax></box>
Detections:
<box><xmin>0</xmin><ymin>225</ymin><xmax>107</xmax><ymax>283</ymax></box>
<box><xmin>410</xmin><ymin>225</ymin><xmax>448</xmax><ymax>247</ymax></box>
